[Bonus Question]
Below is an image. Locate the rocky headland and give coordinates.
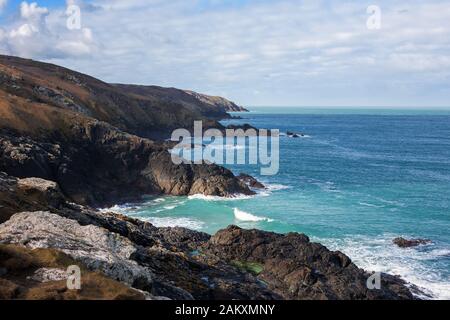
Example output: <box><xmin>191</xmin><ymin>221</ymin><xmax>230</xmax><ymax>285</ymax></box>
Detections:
<box><xmin>0</xmin><ymin>55</ymin><xmax>417</xmax><ymax>300</ymax></box>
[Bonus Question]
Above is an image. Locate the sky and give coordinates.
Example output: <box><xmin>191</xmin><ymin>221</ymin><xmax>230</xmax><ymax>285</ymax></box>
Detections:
<box><xmin>0</xmin><ymin>0</ymin><xmax>449</xmax><ymax>107</ymax></box>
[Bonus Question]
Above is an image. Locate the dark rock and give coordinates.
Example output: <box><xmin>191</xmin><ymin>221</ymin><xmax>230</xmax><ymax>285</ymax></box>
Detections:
<box><xmin>287</xmin><ymin>131</ymin><xmax>305</xmax><ymax>138</ymax></box>
<box><xmin>0</xmin><ymin>121</ymin><xmax>251</xmax><ymax>207</ymax></box>
<box><xmin>237</xmin><ymin>173</ymin><xmax>266</xmax><ymax>189</ymax></box>
<box><xmin>393</xmin><ymin>237</ymin><xmax>432</xmax><ymax>248</ymax></box>
<box><xmin>203</xmin><ymin>226</ymin><xmax>415</xmax><ymax>300</ymax></box>
<box><xmin>0</xmin><ymin>175</ymin><xmax>277</xmax><ymax>300</ymax></box>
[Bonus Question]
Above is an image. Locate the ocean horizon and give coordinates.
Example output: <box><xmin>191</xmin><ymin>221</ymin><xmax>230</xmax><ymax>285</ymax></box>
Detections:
<box><xmin>113</xmin><ymin>107</ymin><xmax>450</xmax><ymax>300</ymax></box>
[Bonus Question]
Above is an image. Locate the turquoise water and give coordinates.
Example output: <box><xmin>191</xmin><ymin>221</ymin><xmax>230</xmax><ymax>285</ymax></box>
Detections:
<box><xmin>115</xmin><ymin>107</ymin><xmax>450</xmax><ymax>299</ymax></box>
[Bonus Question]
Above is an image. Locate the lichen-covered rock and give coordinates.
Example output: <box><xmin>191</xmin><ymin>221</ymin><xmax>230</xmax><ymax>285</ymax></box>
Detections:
<box><xmin>0</xmin><ymin>211</ymin><xmax>153</xmax><ymax>287</ymax></box>
<box><xmin>0</xmin><ymin>244</ymin><xmax>147</xmax><ymax>300</ymax></box>
<box><xmin>29</xmin><ymin>268</ymin><xmax>68</xmax><ymax>283</ymax></box>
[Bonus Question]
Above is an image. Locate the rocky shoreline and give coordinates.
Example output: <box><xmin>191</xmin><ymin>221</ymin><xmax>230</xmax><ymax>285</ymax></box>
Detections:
<box><xmin>0</xmin><ymin>172</ymin><xmax>417</xmax><ymax>300</ymax></box>
<box><xmin>0</xmin><ymin>54</ymin><xmax>418</xmax><ymax>300</ymax></box>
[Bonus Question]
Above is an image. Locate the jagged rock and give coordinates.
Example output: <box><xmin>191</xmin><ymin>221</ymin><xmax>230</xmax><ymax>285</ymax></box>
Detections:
<box><xmin>150</xmin><ymin>227</ymin><xmax>211</xmax><ymax>252</ymax></box>
<box><xmin>393</xmin><ymin>237</ymin><xmax>432</xmax><ymax>248</ymax></box>
<box><xmin>0</xmin><ymin>119</ymin><xmax>251</xmax><ymax>206</ymax></box>
<box><xmin>0</xmin><ymin>172</ymin><xmax>66</xmax><ymax>223</ymax></box>
<box><xmin>0</xmin><ymin>211</ymin><xmax>154</xmax><ymax>287</ymax></box>
<box><xmin>148</xmin><ymin>151</ymin><xmax>253</xmax><ymax>197</ymax></box>
<box><xmin>204</xmin><ymin>226</ymin><xmax>415</xmax><ymax>300</ymax></box>
<box><xmin>237</xmin><ymin>173</ymin><xmax>266</xmax><ymax>189</ymax></box>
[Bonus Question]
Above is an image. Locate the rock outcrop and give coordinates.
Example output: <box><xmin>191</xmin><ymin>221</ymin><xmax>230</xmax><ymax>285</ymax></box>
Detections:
<box><xmin>237</xmin><ymin>173</ymin><xmax>266</xmax><ymax>190</ymax></box>
<box><xmin>0</xmin><ymin>211</ymin><xmax>155</xmax><ymax>288</ymax></box>
<box><xmin>0</xmin><ymin>111</ymin><xmax>251</xmax><ymax>207</ymax></box>
<box><xmin>0</xmin><ymin>172</ymin><xmax>417</xmax><ymax>300</ymax></box>
<box><xmin>204</xmin><ymin>226</ymin><xmax>415</xmax><ymax>300</ymax></box>
<box><xmin>393</xmin><ymin>237</ymin><xmax>432</xmax><ymax>248</ymax></box>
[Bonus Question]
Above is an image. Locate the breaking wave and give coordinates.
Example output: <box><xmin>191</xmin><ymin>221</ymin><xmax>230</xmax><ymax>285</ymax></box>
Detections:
<box><xmin>234</xmin><ymin>208</ymin><xmax>274</xmax><ymax>222</ymax></box>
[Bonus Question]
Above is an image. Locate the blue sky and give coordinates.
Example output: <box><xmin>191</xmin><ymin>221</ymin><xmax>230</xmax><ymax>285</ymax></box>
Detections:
<box><xmin>1</xmin><ymin>0</ymin><xmax>450</xmax><ymax>107</ymax></box>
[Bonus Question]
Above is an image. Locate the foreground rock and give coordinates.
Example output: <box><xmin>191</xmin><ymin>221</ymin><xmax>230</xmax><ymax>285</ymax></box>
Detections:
<box><xmin>0</xmin><ymin>172</ymin><xmax>417</xmax><ymax>300</ymax></box>
<box><xmin>0</xmin><ymin>211</ymin><xmax>155</xmax><ymax>288</ymax></box>
<box><xmin>0</xmin><ymin>244</ymin><xmax>147</xmax><ymax>300</ymax></box>
<box><xmin>393</xmin><ymin>237</ymin><xmax>432</xmax><ymax>248</ymax></box>
<box><xmin>204</xmin><ymin>226</ymin><xmax>415</xmax><ymax>300</ymax></box>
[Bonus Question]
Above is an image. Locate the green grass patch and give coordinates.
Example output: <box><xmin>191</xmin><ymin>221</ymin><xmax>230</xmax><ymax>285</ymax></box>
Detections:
<box><xmin>231</xmin><ymin>260</ymin><xmax>264</xmax><ymax>275</ymax></box>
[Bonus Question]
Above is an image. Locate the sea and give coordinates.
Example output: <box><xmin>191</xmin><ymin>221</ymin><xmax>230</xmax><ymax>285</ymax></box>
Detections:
<box><xmin>108</xmin><ymin>107</ymin><xmax>450</xmax><ymax>300</ymax></box>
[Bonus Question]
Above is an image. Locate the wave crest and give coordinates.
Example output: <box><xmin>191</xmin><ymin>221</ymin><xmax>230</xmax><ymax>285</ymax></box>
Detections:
<box><xmin>234</xmin><ymin>208</ymin><xmax>274</xmax><ymax>222</ymax></box>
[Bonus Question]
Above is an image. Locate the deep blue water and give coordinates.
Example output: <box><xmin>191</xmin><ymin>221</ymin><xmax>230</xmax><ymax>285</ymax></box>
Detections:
<box><xmin>114</xmin><ymin>108</ymin><xmax>450</xmax><ymax>299</ymax></box>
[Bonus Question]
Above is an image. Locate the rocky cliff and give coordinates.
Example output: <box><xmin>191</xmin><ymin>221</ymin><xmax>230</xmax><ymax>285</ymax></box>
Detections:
<box><xmin>0</xmin><ymin>55</ymin><xmax>418</xmax><ymax>300</ymax></box>
<box><xmin>184</xmin><ymin>90</ymin><xmax>249</xmax><ymax>112</ymax></box>
<box><xmin>0</xmin><ymin>55</ymin><xmax>237</xmax><ymax>140</ymax></box>
<box><xmin>0</xmin><ymin>172</ymin><xmax>416</xmax><ymax>300</ymax></box>
<box><xmin>0</xmin><ymin>56</ymin><xmax>252</xmax><ymax>206</ymax></box>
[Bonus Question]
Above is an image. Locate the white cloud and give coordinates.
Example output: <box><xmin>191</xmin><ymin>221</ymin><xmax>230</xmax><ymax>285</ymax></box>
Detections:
<box><xmin>10</xmin><ymin>23</ymin><xmax>38</xmax><ymax>38</ymax></box>
<box><xmin>20</xmin><ymin>1</ymin><xmax>48</xmax><ymax>19</ymax></box>
<box><xmin>0</xmin><ymin>0</ymin><xmax>449</xmax><ymax>106</ymax></box>
<box><xmin>0</xmin><ymin>0</ymin><xmax>7</xmax><ymax>12</ymax></box>
<box><xmin>1</xmin><ymin>1</ymin><xmax>94</xmax><ymax>59</ymax></box>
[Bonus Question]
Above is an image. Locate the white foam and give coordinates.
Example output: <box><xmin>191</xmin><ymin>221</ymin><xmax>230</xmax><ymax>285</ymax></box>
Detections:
<box><xmin>317</xmin><ymin>235</ymin><xmax>450</xmax><ymax>300</ymax></box>
<box><xmin>234</xmin><ymin>208</ymin><xmax>274</xmax><ymax>222</ymax></box>
<box><xmin>188</xmin><ymin>194</ymin><xmax>253</xmax><ymax>201</ymax></box>
<box><xmin>152</xmin><ymin>201</ymin><xmax>186</xmax><ymax>213</ymax></box>
<box><xmin>142</xmin><ymin>217</ymin><xmax>205</xmax><ymax>230</ymax></box>
<box><xmin>264</xmin><ymin>183</ymin><xmax>291</xmax><ymax>191</ymax></box>
<box><xmin>100</xmin><ymin>204</ymin><xmax>131</xmax><ymax>214</ymax></box>
<box><xmin>359</xmin><ymin>202</ymin><xmax>385</xmax><ymax>208</ymax></box>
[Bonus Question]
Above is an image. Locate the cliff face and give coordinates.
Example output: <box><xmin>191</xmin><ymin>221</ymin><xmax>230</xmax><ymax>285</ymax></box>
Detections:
<box><xmin>0</xmin><ymin>55</ymin><xmax>252</xmax><ymax>206</ymax></box>
<box><xmin>183</xmin><ymin>90</ymin><xmax>249</xmax><ymax>112</ymax></box>
<box><xmin>0</xmin><ymin>100</ymin><xmax>251</xmax><ymax>206</ymax></box>
<box><xmin>0</xmin><ymin>55</ymin><xmax>235</xmax><ymax>140</ymax></box>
